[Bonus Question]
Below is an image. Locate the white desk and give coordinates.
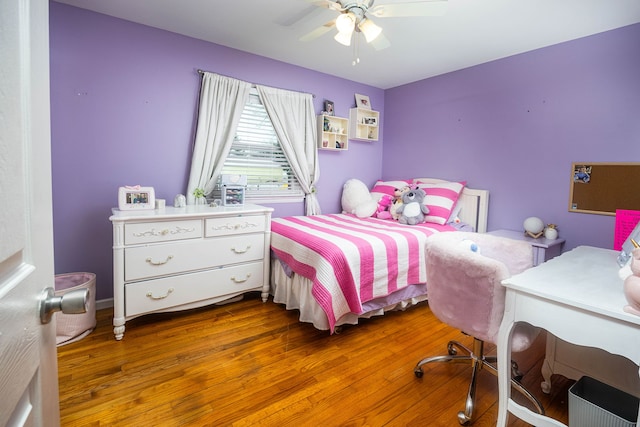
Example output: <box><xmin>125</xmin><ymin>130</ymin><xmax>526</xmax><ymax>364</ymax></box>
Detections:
<box><xmin>497</xmin><ymin>246</ymin><xmax>640</xmax><ymax>426</ymax></box>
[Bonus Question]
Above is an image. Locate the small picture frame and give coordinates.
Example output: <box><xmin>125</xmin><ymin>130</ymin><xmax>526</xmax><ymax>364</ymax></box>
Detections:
<box><xmin>222</xmin><ymin>185</ymin><xmax>245</xmax><ymax>206</ymax></box>
<box><xmin>324</xmin><ymin>100</ymin><xmax>335</xmax><ymax>116</ymax></box>
<box><xmin>118</xmin><ymin>186</ymin><xmax>155</xmax><ymax>210</ymax></box>
<box><xmin>355</xmin><ymin>93</ymin><xmax>371</xmax><ymax>110</ymax></box>
<box><xmin>363</xmin><ymin>117</ymin><xmax>377</xmax><ymax>126</ymax></box>
<box><xmin>573</xmin><ymin>164</ymin><xmax>591</xmax><ymax>183</ymax></box>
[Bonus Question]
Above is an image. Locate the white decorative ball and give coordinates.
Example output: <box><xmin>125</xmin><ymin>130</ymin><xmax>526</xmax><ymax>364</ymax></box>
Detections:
<box><xmin>523</xmin><ymin>217</ymin><xmax>544</xmax><ymax>234</ymax></box>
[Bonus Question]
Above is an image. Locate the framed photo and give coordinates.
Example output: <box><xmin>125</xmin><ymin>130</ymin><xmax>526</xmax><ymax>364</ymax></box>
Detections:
<box><xmin>118</xmin><ymin>186</ymin><xmax>155</xmax><ymax>210</ymax></box>
<box><xmin>324</xmin><ymin>100</ymin><xmax>335</xmax><ymax>116</ymax></box>
<box><xmin>355</xmin><ymin>93</ymin><xmax>371</xmax><ymax>110</ymax></box>
<box><xmin>363</xmin><ymin>116</ymin><xmax>377</xmax><ymax>126</ymax></box>
<box><xmin>573</xmin><ymin>164</ymin><xmax>591</xmax><ymax>183</ymax></box>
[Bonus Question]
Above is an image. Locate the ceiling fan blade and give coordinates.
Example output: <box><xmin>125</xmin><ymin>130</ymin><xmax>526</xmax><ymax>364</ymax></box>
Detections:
<box><xmin>369</xmin><ymin>0</ymin><xmax>447</xmax><ymax>18</ymax></box>
<box><xmin>276</xmin><ymin>5</ymin><xmax>327</xmax><ymax>28</ymax></box>
<box><xmin>370</xmin><ymin>32</ymin><xmax>391</xmax><ymax>50</ymax></box>
<box><xmin>305</xmin><ymin>0</ymin><xmax>345</xmax><ymax>12</ymax></box>
<box><xmin>299</xmin><ymin>19</ymin><xmax>336</xmax><ymax>42</ymax></box>
<box><xmin>278</xmin><ymin>1</ymin><xmax>343</xmax><ymax>28</ymax></box>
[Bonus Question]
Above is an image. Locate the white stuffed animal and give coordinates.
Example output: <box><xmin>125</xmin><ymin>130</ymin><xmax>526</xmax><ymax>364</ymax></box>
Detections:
<box><xmin>341</xmin><ymin>179</ymin><xmax>378</xmax><ymax>218</ymax></box>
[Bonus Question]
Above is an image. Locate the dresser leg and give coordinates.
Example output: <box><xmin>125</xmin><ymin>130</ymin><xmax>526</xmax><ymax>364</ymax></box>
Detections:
<box><xmin>113</xmin><ymin>322</ymin><xmax>125</xmax><ymax>341</ymax></box>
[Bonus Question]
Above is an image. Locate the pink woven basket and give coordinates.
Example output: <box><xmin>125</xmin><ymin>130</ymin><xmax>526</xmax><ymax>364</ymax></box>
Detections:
<box><xmin>54</xmin><ymin>272</ymin><xmax>96</xmax><ymax>346</ymax></box>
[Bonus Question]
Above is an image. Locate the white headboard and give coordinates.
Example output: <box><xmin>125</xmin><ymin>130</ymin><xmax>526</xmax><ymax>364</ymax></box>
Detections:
<box><xmin>414</xmin><ymin>178</ymin><xmax>489</xmax><ymax>233</ymax></box>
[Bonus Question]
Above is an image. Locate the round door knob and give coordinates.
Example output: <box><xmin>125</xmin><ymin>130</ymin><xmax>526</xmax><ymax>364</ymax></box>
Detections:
<box><xmin>39</xmin><ymin>287</ymin><xmax>89</xmax><ymax>324</ymax></box>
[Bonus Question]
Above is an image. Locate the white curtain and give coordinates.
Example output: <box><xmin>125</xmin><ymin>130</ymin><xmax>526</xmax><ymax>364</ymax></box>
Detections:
<box><xmin>256</xmin><ymin>85</ymin><xmax>321</xmax><ymax>215</ymax></box>
<box><xmin>186</xmin><ymin>72</ymin><xmax>251</xmax><ymax>204</ymax></box>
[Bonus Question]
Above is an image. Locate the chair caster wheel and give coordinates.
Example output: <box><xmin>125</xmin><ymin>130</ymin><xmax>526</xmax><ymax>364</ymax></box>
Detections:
<box><xmin>447</xmin><ymin>343</ymin><xmax>458</xmax><ymax>355</ymax></box>
<box><xmin>457</xmin><ymin>411</ymin><xmax>471</xmax><ymax>425</ymax></box>
<box><xmin>414</xmin><ymin>368</ymin><xmax>423</xmax><ymax>378</ymax></box>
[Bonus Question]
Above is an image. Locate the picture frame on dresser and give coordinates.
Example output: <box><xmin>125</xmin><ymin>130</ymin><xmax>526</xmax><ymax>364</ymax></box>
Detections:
<box><xmin>118</xmin><ymin>186</ymin><xmax>155</xmax><ymax>210</ymax></box>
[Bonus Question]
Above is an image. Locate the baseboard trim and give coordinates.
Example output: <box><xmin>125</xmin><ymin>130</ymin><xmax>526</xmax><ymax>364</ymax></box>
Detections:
<box><xmin>96</xmin><ymin>298</ymin><xmax>114</xmax><ymax>310</ymax></box>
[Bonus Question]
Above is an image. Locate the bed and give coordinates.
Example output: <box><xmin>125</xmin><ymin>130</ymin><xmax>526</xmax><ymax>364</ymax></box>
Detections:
<box><xmin>269</xmin><ymin>178</ymin><xmax>489</xmax><ymax>332</ymax></box>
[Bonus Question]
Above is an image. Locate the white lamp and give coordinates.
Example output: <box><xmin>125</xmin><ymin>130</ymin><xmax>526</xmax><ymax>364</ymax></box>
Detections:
<box><xmin>334</xmin><ymin>31</ymin><xmax>353</xmax><ymax>46</ymax></box>
<box><xmin>335</xmin><ymin>12</ymin><xmax>356</xmax><ymax>34</ymax></box>
<box><xmin>358</xmin><ymin>18</ymin><xmax>382</xmax><ymax>43</ymax></box>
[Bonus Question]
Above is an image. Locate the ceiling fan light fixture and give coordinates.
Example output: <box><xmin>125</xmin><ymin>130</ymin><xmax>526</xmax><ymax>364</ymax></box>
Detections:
<box><xmin>335</xmin><ymin>12</ymin><xmax>356</xmax><ymax>34</ymax></box>
<box><xmin>358</xmin><ymin>18</ymin><xmax>382</xmax><ymax>43</ymax></box>
<box><xmin>334</xmin><ymin>30</ymin><xmax>352</xmax><ymax>46</ymax></box>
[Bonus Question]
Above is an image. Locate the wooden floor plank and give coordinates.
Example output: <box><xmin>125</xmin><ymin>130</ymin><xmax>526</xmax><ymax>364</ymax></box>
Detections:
<box><xmin>57</xmin><ymin>292</ymin><xmax>571</xmax><ymax>426</ymax></box>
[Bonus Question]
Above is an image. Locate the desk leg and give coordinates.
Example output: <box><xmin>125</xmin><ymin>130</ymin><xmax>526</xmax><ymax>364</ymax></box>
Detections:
<box><xmin>637</xmin><ymin>366</ymin><xmax>640</xmax><ymax>424</ymax></box>
<box><xmin>497</xmin><ymin>296</ymin><xmax>515</xmax><ymax>427</ymax></box>
<box><xmin>498</xmin><ymin>291</ymin><xmax>568</xmax><ymax>427</ymax></box>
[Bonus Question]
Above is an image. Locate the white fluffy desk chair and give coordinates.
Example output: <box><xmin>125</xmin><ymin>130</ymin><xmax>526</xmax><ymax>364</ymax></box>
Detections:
<box><xmin>415</xmin><ymin>231</ymin><xmax>544</xmax><ymax>425</ymax></box>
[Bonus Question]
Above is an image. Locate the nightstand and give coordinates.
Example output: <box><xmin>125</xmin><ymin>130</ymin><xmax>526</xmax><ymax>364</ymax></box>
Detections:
<box><xmin>487</xmin><ymin>229</ymin><xmax>565</xmax><ymax>266</ymax></box>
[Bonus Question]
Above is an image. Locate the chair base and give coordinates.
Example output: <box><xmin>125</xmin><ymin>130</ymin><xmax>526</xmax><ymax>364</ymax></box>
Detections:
<box><xmin>414</xmin><ymin>338</ymin><xmax>544</xmax><ymax>425</ymax></box>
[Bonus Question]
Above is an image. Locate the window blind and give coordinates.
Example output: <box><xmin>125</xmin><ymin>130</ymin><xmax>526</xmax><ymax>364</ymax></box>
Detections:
<box><xmin>218</xmin><ymin>91</ymin><xmax>303</xmax><ymax>200</ymax></box>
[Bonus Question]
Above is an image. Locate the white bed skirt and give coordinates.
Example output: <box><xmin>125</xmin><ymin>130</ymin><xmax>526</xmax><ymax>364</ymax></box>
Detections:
<box><xmin>270</xmin><ymin>258</ymin><xmax>428</xmax><ymax>331</ymax></box>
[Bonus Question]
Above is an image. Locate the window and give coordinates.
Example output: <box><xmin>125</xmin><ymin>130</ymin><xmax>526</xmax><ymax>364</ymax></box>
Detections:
<box><xmin>217</xmin><ymin>89</ymin><xmax>303</xmax><ymax>203</ymax></box>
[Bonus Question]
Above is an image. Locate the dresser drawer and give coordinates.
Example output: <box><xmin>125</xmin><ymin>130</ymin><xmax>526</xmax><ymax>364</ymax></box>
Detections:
<box><xmin>124</xmin><ymin>219</ymin><xmax>202</xmax><ymax>245</ymax></box>
<box><xmin>124</xmin><ymin>233</ymin><xmax>265</xmax><ymax>281</ymax></box>
<box><xmin>125</xmin><ymin>261</ymin><xmax>264</xmax><ymax>316</ymax></box>
<box><xmin>205</xmin><ymin>215</ymin><xmax>266</xmax><ymax>237</ymax></box>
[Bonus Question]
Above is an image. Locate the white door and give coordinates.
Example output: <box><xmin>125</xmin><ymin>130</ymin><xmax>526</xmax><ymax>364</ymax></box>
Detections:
<box><xmin>0</xmin><ymin>0</ymin><xmax>60</xmax><ymax>425</ymax></box>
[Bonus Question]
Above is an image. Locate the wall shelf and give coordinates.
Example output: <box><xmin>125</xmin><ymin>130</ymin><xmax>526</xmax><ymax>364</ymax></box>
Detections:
<box><xmin>349</xmin><ymin>108</ymin><xmax>379</xmax><ymax>141</ymax></box>
<box><xmin>317</xmin><ymin>114</ymin><xmax>349</xmax><ymax>151</ymax></box>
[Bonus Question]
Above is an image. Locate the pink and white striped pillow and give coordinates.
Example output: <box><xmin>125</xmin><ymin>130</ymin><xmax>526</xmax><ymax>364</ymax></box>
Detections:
<box><xmin>369</xmin><ymin>179</ymin><xmax>413</xmax><ymax>202</ymax></box>
<box><xmin>415</xmin><ymin>181</ymin><xmax>466</xmax><ymax>225</ymax></box>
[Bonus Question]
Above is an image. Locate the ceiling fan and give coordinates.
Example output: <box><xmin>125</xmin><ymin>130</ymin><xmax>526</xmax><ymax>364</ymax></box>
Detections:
<box><xmin>299</xmin><ymin>0</ymin><xmax>447</xmax><ymax>50</ymax></box>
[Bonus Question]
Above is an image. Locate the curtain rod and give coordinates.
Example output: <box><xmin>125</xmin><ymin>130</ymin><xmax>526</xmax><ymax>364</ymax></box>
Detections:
<box><xmin>196</xmin><ymin>69</ymin><xmax>315</xmax><ymax>98</ymax></box>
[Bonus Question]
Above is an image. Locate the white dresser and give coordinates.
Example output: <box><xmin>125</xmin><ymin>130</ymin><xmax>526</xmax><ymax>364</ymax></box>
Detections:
<box><xmin>109</xmin><ymin>204</ymin><xmax>273</xmax><ymax>340</ymax></box>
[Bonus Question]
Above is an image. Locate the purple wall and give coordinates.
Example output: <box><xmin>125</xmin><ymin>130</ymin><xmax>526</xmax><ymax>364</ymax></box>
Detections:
<box><xmin>50</xmin><ymin>2</ymin><xmax>639</xmax><ymax>301</ymax></box>
<box><xmin>50</xmin><ymin>3</ymin><xmax>384</xmax><ymax>300</ymax></box>
<box><xmin>384</xmin><ymin>23</ymin><xmax>640</xmax><ymax>252</ymax></box>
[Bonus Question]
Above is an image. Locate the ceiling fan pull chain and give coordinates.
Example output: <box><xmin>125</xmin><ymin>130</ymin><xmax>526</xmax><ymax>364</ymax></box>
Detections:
<box><xmin>352</xmin><ymin>34</ymin><xmax>360</xmax><ymax>66</ymax></box>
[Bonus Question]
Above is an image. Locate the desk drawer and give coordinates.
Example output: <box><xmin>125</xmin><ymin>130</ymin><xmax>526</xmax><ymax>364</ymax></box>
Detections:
<box><xmin>124</xmin><ymin>234</ymin><xmax>264</xmax><ymax>281</ymax></box>
<box><xmin>125</xmin><ymin>261</ymin><xmax>264</xmax><ymax>316</ymax></box>
<box><xmin>124</xmin><ymin>220</ymin><xmax>202</xmax><ymax>245</ymax></box>
<box><xmin>205</xmin><ymin>215</ymin><xmax>266</xmax><ymax>237</ymax></box>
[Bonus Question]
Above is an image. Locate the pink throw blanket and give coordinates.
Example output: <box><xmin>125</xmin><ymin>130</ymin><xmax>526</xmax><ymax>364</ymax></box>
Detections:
<box><xmin>270</xmin><ymin>214</ymin><xmax>453</xmax><ymax>331</ymax></box>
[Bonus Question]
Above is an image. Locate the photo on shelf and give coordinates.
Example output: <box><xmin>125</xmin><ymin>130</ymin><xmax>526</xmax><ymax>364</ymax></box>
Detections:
<box><xmin>355</xmin><ymin>93</ymin><xmax>371</xmax><ymax>110</ymax></box>
<box><xmin>324</xmin><ymin>100</ymin><xmax>334</xmax><ymax>116</ymax></box>
<box><xmin>363</xmin><ymin>117</ymin><xmax>377</xmax><ymax>125</ymax></box>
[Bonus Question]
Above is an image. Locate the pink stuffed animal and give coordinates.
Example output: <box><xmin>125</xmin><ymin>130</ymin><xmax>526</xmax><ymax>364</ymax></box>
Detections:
<box><xmin>623</xmin><ymin>247</ymin><xmax>640</xmax><ymax>316</ymax></box>
<box><xmin>375</xmin><ymin>194</ymin><xmax>394</xmax><ymax>220</ymax></box>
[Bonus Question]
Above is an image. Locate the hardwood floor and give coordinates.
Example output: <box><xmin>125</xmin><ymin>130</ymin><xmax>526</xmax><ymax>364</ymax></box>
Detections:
<box><xmin>57</xmin><ymin>293</ymin><xmax>573</xmax><ymax>426</ymax></box>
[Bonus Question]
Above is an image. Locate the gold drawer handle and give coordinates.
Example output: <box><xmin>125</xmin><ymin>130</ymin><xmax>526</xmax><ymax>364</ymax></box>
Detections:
<box><xmin>145</xmin><ymin>255</ymin><xmax>174</xmax><ymax>266</ymax></box>
<box><xmin>232</xmin><ymin>245</ymin><xmax>251</xmax><ymax>254</ymax></box>
<box><xmin>231</xmin><ymin>273</ymin><xmax>251</xmax><ymax>283</ymax></box>
<box><xmin>146</xmin><ymin>288</ymin><xmax>174</xmax><ymax>300</ymax></box>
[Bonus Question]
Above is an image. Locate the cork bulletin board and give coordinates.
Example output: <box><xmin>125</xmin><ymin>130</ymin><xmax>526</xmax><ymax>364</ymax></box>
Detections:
<box><xmin>569</xmin><ymin>162</ymin><xmax>640</xmax><ymax>216</ymax></box>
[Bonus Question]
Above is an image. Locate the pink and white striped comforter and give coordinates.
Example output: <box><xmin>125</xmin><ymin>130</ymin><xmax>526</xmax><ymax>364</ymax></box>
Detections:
<box><xmin>270</xmin><ymin>214</ymin><xmax>454</xmax><ymax>332</ymax></box>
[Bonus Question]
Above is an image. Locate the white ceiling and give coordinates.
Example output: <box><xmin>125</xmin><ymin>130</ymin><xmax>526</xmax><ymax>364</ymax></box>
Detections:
<box><xmin>53</xmin><ymin>0</ymin><xmax>640</xmax><ymax>89</ymax></box>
